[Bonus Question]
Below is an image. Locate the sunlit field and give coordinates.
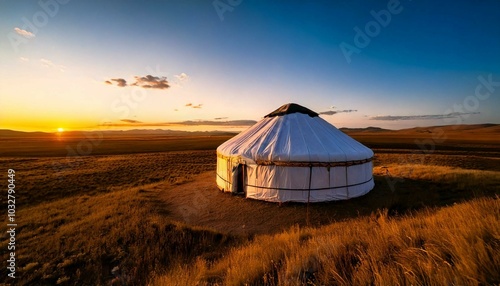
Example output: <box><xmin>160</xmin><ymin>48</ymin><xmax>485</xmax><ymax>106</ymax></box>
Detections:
<box><xmin>3</xmin><ymin>0</ymin><xmax>500</xmax><ymax>284</ymax></box>
<box><xmin>0</xmin><ymin>126</ymin><xmax>499</xmax><ymax>285</ymax></box>
<box><xmin>158</xmin><ymin>198</ymin><xmax>499</xmax><ymax>286</ymax></box>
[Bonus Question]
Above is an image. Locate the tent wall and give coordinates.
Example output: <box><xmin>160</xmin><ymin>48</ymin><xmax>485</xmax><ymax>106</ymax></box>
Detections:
<box><xmin>216</xmin><ymin>153</ymin><xmax>374</xmax><ymax>203</ymax></box>
<box><xmin>216</xmin><ymin>156</ymin><xmax>231</xmax><ymax>192</ymax></box>
<box><xmin>216</xmin><ymin>156</ymin><xmax>246</xmax><ymax>194</ymax></box>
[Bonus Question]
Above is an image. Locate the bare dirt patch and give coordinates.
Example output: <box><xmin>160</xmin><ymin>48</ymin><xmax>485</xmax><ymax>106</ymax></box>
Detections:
<box><xmin>152</xmin><ymin>163</ymin><xmax>499</xmax><ymax>235</ymax></box>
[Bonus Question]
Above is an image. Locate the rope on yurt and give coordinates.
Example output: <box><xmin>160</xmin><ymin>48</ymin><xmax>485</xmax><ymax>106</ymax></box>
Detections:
<box><xmin>254</xmin><ymin>157</ymin><xmax>372</xmax><ymax>167</ymax></box>
<box><xmin>307</xmin><ymin>165</ymin><xmax>312</xmax><ymax>226</ymax></box>
<box><xmin>242</xmin><ymin>163</ymin><xmax>246</xmax><ymax>195</ymax></box>
<box><xmin>327</xmin><ymin>166</ymin><xmax>331</xmax><ymax>187</ymax></box>
<box><xmin>243</xmin><ymin>177</ymin><xmax>372</xmax><ymax>191</ymax></box>
<box><xmin>345</xmin><ymin>165</ymin><xmax>349</xmax><ymax>198</ymax></box>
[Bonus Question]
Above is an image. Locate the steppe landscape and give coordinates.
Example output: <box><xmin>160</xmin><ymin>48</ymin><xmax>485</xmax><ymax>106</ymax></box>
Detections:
<box><xmin>3</xmin><ymin>0</ymin><xmax>500</xmax><ymax>284</ymax></box>
<box><xmin>1</xmin><ymin>124</ymin><xmax>499</xmax><ymax>285</ymax></box>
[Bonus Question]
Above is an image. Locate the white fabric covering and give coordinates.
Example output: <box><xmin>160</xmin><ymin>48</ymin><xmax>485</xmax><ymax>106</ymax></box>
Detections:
<box><xmin>216</xmin><ymin>106</ymin><xmax>374</xmax><ymax>203</ymax></box>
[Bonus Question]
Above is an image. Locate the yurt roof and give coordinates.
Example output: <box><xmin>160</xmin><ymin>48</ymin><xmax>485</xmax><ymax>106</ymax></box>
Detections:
<box><xmin>217</xmin><ymin>103</ymin><xmax>373</xmax><ymax>163</ymax></box>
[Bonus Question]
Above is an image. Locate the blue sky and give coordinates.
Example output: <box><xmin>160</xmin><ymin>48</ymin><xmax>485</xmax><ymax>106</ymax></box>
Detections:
<box><xmin>1</xmin><ymin>0</ymin><xmax>499</xmax><ymax>132</ymax></box>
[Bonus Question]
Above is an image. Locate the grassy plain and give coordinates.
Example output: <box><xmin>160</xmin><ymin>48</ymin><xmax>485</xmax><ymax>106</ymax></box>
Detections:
<box><xmin>0</xmin><ymin>124</ymin><xmax>499</xmax><ymax>285</ymax></box>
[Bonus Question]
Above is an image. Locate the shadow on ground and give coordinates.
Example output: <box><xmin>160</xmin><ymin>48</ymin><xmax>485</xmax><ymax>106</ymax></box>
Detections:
<box><xmin>153</xmin><ymin>172</ymin><xmax>497</xmax><ymax>235</ymax></box>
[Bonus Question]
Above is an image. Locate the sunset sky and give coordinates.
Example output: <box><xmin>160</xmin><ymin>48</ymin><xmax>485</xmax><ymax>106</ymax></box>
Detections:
<box><xmin>1</xmin><ymin>0</ymin><xmax>499</xmax><ymax>132</ymax></box>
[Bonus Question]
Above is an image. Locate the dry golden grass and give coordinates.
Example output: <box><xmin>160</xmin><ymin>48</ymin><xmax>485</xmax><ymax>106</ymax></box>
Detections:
<box><xmin>373</xmin><ymin>151</ymin><xmax>500</xmax><ymax>172</ymax></box>
<box><xmin>374</xmin><ymin>164</ymin><xmax>500</xmax><ymax>193</ymax></box>
<box><xmin>155</xmin><ymin>197</ymin><xmax>500</xmax><ymax>285</ymax></box>
<box><xmin>0</xmin><ymin>182</ymin><xmax>240</xmax><ymax>285</ymax></box>
<box><xmin>0</xmin><ymin>135</ymin><xmax>232</xmax><ymax>157</ymax></box>
<box><xmin>1</xmin><ymin>151</ymin><xmax>215</xmax><ymax>207</ymax></box>
<box><xmin>1</xmin><ymin>135</ymin><xmax>498</xmax><ymax>285</ymax></box>
<box><xmin>0</xmin><ymin>150</ymin><xmax>236</xmax><ymax>285</ymax></box>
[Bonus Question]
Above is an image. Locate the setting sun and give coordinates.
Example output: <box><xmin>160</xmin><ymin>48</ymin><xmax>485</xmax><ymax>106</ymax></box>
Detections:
<box><xmin>57</xmin><ymin>128</ymin><xmax>64</xmax><ymax>133</ymax></box>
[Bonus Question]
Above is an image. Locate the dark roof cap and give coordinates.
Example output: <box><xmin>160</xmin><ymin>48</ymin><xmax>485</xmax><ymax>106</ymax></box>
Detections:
<box><xmin>264</xmin><ymin>103</ymin><xmax>319</xmax><ymax>118</ymax></box>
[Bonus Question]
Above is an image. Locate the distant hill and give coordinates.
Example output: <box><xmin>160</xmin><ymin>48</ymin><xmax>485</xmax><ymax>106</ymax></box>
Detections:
<box><xmin>340</xmin><ymin>126</ymin><xmax>391</xmax><ymax>133</ymax></box>
<box><xmin>1</xmin><ymin>124</ymin><xmax>498</xmax><ymax>139</ymax></box>
<box><xmin>339</xmin><ymin>124</ymin><xmax>499</xmax><ymax>135</ymax></box>
<box><xmin>394</xmin><ymin>124</ymin><xmax>500</xmax><ymax>134</ymax></box>
<box><xmin>87</xmin><ymin>129</ymin><xmax>238</xmax><ymax>137</ymax></box>
<box><xmin>0</xmin><ymin>129</ymin><xmax>50</xmax><ymax>138</ymax></box>
<box><xmin>342</xmin><ymin>123</ymin><xmax>499</xmax><ymax>150</ymax></box>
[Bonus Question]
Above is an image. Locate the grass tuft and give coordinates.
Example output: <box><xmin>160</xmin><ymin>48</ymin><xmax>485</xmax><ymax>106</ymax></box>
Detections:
<box><xmin>155</xmin><ymin>197</ymin><xmax>500</xmax><ymax>285</ymax></box>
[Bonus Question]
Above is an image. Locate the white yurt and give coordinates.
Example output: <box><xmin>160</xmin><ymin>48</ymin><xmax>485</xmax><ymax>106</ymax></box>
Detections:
<box><xmin>216</xmin><ymin>103</ymin><xmax>374</xmax><ymax>203</ymax></box>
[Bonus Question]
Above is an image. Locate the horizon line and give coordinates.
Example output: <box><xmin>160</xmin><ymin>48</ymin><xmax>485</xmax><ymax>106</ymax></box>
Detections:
<box><xmin>1</xmin><ymin>123</ymin><xmax>498</xmax><ymax>134</ymax></box>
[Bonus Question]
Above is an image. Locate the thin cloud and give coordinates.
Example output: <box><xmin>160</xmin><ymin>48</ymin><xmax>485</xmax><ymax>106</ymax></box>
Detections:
<box><xmin>319</xmin><ymin>109</ymin><xmax>358</xmax><ymax>115</ymax></box>
<box><xmin>14</xmin><ymin>27</ymin><xmax>35</xmax><ymax>38</ymax></box>
<box><xmin>175</xmin><ymin>72</ymin><xmax>189</xmax><ymax>82</ymax></box>
<box><xmin>214</xmin><ymin>117</ymin><xmax>229</xmax><ymax>120</ymax></box>
<box><xmin>40</xmin><ymin>58</ymin><xmax>54</xmax><ymax>67</ymax></box>
<box><xmin>131</xmin><ymin>75</ymin><xmax>169</xmax><ymax>89</ymax></box>
<box><xmin>174</xmin><ymin>120</ymin><xmax>255</xmax><ymax>126</ymax></box>
<box><xmin>105</xmin><ymin>75</ymin><xmax>169</xmax><ymax>89</ymax></box>
<box><xmin>170</xmin><ymin>72</ymin><xmax>190</xmax><ymax>88</ymax></box>
<box><xmin>185</xmin><ymin>103</ymin><xmax>202</xmax><ymax>109</ymax></box>
<box><xmin>111</xmin><ymin>78</ymin><xmax>127</xmax><ymax>87</ymax></box>
<box><xmin>99</xmin><ymin>119</ymin><xmax>257</xmax><ymax>127</ymax></box>
<box><xmin>40</xmin><ymin>58</ymin><xmax>66</xmax><ymax>72</ymax></box>
<box><xmin>370</xmin><ymin>112</ymin><xmax>480</xmax><ymax>121</ymax></box>
<box><xmin>19</xmin><ymin>57</ymin><xmax>29</xmax><ymax>62</ymax></box>
<box><xmin>120</xmin><ymin>119</ymin><xmax>142</xmax><ymax>123</ymax></box>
